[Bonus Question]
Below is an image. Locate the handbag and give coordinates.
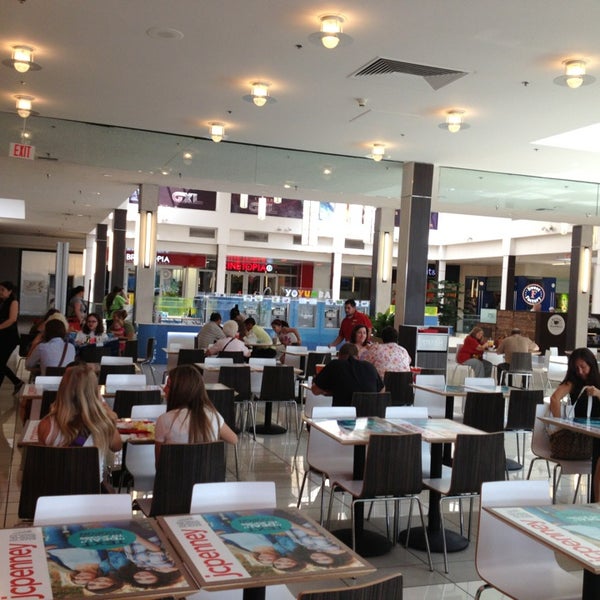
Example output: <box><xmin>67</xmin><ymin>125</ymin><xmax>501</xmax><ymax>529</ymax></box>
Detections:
<box><xmin>549</xmin><ymin>428</ymin><xmax>592</xmax><ymax>460</ymax></box>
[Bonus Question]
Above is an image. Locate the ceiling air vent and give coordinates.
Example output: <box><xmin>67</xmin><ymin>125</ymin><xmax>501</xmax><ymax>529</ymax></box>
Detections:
<box><xmin>244</xmin><ymin>231</ymin><xmax>269</xmax><ymax>243</ymax></box>
<box><xmin>351</xmin><ymin>57</ymin><xmax>468</xmax><ymax>90</ymax></box>
<box><xmin>189</xmin><ymin>227</ymin><xmax>216</xmax><ymax>239</ymax></box>
<box><xmin>345</xmin><ymin>239</ymin><xmax>365</xmax><ymax>250</ymax></box>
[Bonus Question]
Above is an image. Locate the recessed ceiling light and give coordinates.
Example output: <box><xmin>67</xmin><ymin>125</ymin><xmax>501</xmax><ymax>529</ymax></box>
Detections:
<box><xmin>146</xmin><ymin>27</ymin><xmax>184</xmax><ymax>40</ymax></box>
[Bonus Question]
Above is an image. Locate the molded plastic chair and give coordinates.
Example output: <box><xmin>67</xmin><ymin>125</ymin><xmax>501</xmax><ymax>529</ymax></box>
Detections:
<box><xmin>249</xmin><ymin>357</ymin><xmax>277</xmax><ymax>367</ymax></box>
<box><xmin>123</xmin><ymin>339</ymin><xmax>138</xmax><ymax>361</ymax></box>
<box><xmin>137</xmin><ymin>336</ymin><xmax>157</xmax><ymax>384</ymax></box>
<box><xmin>255</xmin><ymin>365</ymin><xmax>298</xmax><ymax>433</ymax></box>
<box><xmin>78</xmin><ymin>343</ymin><xmax>112</xmax><ymax>363</ymax></box>
<box><xmin>104</xmin><ymin>373</ymin><xmax>147</xmax><ymax>392</ymax></box>
<box><xmin>464</xmin><ymin>377</ymin><xmax>496</xmax><ymax>388</ymax></box>
<box><xmin>204</xmin><ymin>356</ymin><xmax>234</xmax><ymax>366</ymax></box>
<box><xmin>34</xmin><ymin>493</ymin><xmax>132</xmax><ymax>525</ymax></box>
<box><xmin>383</xmin><ymin>371</ymin><xmax>414</xmax><ymax>406</ymax></box>
<box><xmin>449</xmin><ymin>343</ymin><xmax>474</xmax><ymax>384</ymax></box>
<box><xmin>526</xmin><ymin>403</ymin><xmax>591</xmax><ymax>502</ymax></box>
<box><xmin>413</xmin><ymin>374</ymin><xmax>447</xmax><ymax>418</ymax></box>
<box><xmin>122</xmin><ymin>443</ymin><xmax>156</xmax><ymax>495</ymax></box>
<box><xmin>113</xmin><ymin>388</ymin><xmax>161</xmax><ymax>418</ymax></box>
<box><xmin>500</xmin><ymin>351</ymin><xmax>533</xmax><ymax>388</ymax></box>
<box><xmin>475</xmin><ymin>480</ymin><xmax>581</xmax><ymax>599</ymax></box>
<box><xmin>39</xmin><ymin>389</ymin><xmax>57</xmax><ymax>419</ymax></box>
<box><xmin>351</xmin><ymin>391</ymin><xmax>391</xmax><ymax>418</ymax></box>
<box><xmin>422</xmin><ymin>432</ymin><xmax>506</xmax><ymax>572</ymax></box>
<box><xmin>177</xmin><ymin>348</ymin><xmax>206</xmax><ymax>366</ymax></box>
<box><xmin>218</xmin><ymin>350</ymin><xmax>245</xmax><ymax>363</ymax></box>
<box><xmin>137</xmin><ymin>441</ymin><xmax>226</xmax><ymax>517</ymax></box>
<box><xmin>130</xmin><ymin>404</ymin><xmax>167</xmax><ymax>419</ymax></box>
<box><xmin>45</xmin><ymin>366</ymin><xmax>67</xmax><ymax>377</ymax></box>
<box><xmin>191</xmin><ymin>481</ymin><xmax>276</xmax><ymax>512</ymax></box>
<box><xmin>100</xmin><ymin>356</ymin><xmax>134</xmax><ymax>365</ymax></box>
<box><xmin>19</xmin><ymin>446</ymin><xmax>101</xmax><ymax>520</ymax></box>
<box><xmin>504</xmin><ymin>388</ymin><xmax>544</xmax><ymax>467</ymax></box>
<box><xmin>327</xmin><ymin>433</ymin><xmax>433</xmax><ymax>570</ymax></box>
<box><xmin>16</xmin><ymin>332</ymin><xmax>36</xmax><ymax>379</ymax></box>
<box><xmin>297</xmin><ymin>406</ymin><xmax>356</xmax><ymax>523</ymax></box>
<box><xmin>34</xmin><ymin>375</ymin><xmax>62</xmax><ymax>389</ymax></box>
<box><xmin>294</xmin><ymin>573</ymin><xmax>403</xmax><ymax>600</ymax></box>
<box><xmin>99</xmin><ymin>362</ymin><xmax>136</xmax><ymax>385</ymax></box>
<box><xmin>218</xmin><ymin>365</ymin><xmax>254</xmax><ymax>438</ymax></box>
<box><xmin>206</xmin><ymin>386</ymin><xmax>240</xmax><ymax>478</ymax></box>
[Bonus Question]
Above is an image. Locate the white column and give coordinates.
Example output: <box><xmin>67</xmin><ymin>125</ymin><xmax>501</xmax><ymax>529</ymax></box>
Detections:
<box><xmin>216</xmin><ymin>245</ymin><xmax>227</xmax><ymax>294</ymax></box>
<box><xmin>331</xmin><ymin>252</ymin><xmax>342</xmax><ymax>301</ymax></box>
<box><xmin>136</xmin><ymin>184</ymin><xmax>159</xmax><ymax>323</ymax></box>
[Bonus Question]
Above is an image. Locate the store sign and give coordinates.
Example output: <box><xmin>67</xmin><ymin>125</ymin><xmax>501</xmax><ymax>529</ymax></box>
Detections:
<box><xmin>547</xmin><ymin>314</ymin><xmax>566</xmax><ymax>336</ymax></box>
<box><xmin>522</xmin><ymin>283</ymin><xmax>545</xmax><ymax>305</ymax></box>
<box><xmin>282</xmin><ymin>288</ymin><xmax>331</xmax><ymax>299</ymax></box>
<box><xmin>158</xmin><ymin>187</ymin><xmax>217</xmax><ymax>211</ymax></box>
<box><xmin>126</xmin><ymin>250</ymin><xmax>206</xmax><ymax>267</ymax></box>
<box><xmin>226</xmin><ymin>260</ymin><xmax>272</xmax><ymax>273</ymax></box>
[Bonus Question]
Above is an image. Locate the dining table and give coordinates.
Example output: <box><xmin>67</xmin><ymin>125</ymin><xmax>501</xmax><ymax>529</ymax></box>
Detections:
<box><xmin>487</xmin><ymin>502</ymin><xmax>600</xmax><ymax>599</ymax></box>
<box><xmin>158</xmin><ymin>506</ymin><xmax>374</xmax><ymax>600</ymax></box>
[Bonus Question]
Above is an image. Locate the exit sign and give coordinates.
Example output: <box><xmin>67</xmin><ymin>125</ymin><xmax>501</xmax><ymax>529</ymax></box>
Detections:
<box><xmin>9</xmin><ymin>143</ymin><xmax>35</xmax><ymax>160</ymax></box>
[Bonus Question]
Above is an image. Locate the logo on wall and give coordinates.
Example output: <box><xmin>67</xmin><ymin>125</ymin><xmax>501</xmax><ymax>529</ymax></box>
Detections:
<box><xmin>522</xmin><ymin>283</ymin><xmax>545</xmax><ymax>306</ymax></box>
<box><xmin>547</xmin><ymin>314</ymin><xmax>566</xmax><ymax>336</ymax></box>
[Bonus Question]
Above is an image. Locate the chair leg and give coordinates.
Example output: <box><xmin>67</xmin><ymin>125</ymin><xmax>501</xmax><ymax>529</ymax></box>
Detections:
<box><xmin>475</xmin><ymin>583</ymin><xmax>492</xmax><ymax>599</ymax></box>
<box><xmin>297</xmin><ymin>471</ymin><xmax>309</xmax><ymax>508</ymax></box>
<box><xmin>572</xmin><ymin>474</ymin><xmax>582</xmax><ymax>503</ymax></box>
<box><xmin>414</xmin><ymin>497</ymin><xmax>433</xmax><ymax>571</ymax></box>
<box><xmin>233</xmin><ymin>445</ymin><xmax>239</xmax><ymax>480</ymax></box>
<box><xmin>439</xmin><ymin>497</ymin><xmax>450</xmax><ymax>573</ymax></box>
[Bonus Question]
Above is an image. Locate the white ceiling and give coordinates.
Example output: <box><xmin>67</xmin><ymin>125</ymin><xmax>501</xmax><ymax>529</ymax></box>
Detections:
<box><xmin>2</xmin><ymin>0</ymin><xmax>600</xmax><ymax>247</ymax></box>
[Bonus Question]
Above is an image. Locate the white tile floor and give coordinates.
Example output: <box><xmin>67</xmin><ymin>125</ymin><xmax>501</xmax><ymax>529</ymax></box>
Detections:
<box><xmin>0</xmin><ymin>362</ymin><xmax>589</xmax><ymax>599</ymax></box>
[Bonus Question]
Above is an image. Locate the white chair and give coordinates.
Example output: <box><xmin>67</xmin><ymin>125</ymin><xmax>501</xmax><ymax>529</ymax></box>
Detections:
<box><xmin>413</xmin><ymin>374</ymin><xmax>447</xmax><ymax>418</ymax></box>
<box><xmin>526</xmin><ymin>404</ymin><xmax>591</xmax><ymax>502</ymax></box>
<box><xmin>190</xmin><ymin>481</ymin><xmax>276</xmax><ymax>512</ymax></box>
<box><xmin>105</xmin><ymin>373</ymin><xmax>146</xmax><ymax>391</ymax></box>
<box><xmin>464</xmin><ymin>377</ymin><xmax>496</xmax><ymax>388</ymax></box>
<box><xmin>100</xmin><ymin>356</ymin><xmax>134</xmax><ymax>365</ymax></box>
<box><xmin>166</xmin><ymin>331</ymin><xmax>197</xmax><ymax>350</ymax></box>
<box><xmin>385</xmin><ymin>405</ymin><xmax>450</xmax><ymax>479</ymax></box>
<box><xmin>293</xmin><ymin>388</ymin><xmax>333</xmax><ymax>460</ymax></box>
<box><xmin>123</xmin><ymin>443</ymin><xmax>156</xmax><ymax>496</ymax></box>
<box><xmin>449</xmin><ymin>344</ymin><xmax>474</xmax><ymax>385</ymax></box>
<box><xmin>204</xmin><ymin>357</ymin><xmax>234</xmax><ymax>366</ymax></box>
<box><xmin>315</xmin><ymin>345</ymin><xmax>335</xmax><ymax>353</ymax></box>
<box><xmin>297</xmin><ymin>406</ymin><xmax>356</xmax><ymax>524</ymax></box>
<box><xmin>548</xmin><ymin>356</ymin><xmax>568</xmax><ymax>390</ymax></box>
<box><xmin>532</xmin><ymin>349</ymin><xmax>552</xmax><ymax>391</ymax></box>
<box><xmin>34</xmin><ymin>375</ymin><xmax>62</xmax><ymax>389</ymax></box>
<box><xmin>475</xmin><ymin>480</ymin><xmax>581</xmax><ymax>599</ymax></box>
<box><xmin>130</xmin><ymin>404</ymin><xmax>167</xmax><ymax>419</ymax></box>
<box><xmin>249</xmin><ymin>357</ymin><xmax>277</xmax><ymax>366</ymax></box>
<box><xmin>34</xmin><ymin>493</ymin><xmax>132</xmax><ymax>525</ymax></box>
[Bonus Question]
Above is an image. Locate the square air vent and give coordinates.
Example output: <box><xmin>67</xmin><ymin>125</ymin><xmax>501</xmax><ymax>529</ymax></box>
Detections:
<box><xmin>244</xmin><ymin>232</ymin><xmax>269</xmax><ymax>243</ymax></box>
<box><xmin>189</xmin><ymin>227</ymin><xmax>216</xmax><ymax>239</ymax></box>
<box><xmin>345</xmin><ymin>239</ymin><xmax>365</xmax><ymax>250</ymax></box>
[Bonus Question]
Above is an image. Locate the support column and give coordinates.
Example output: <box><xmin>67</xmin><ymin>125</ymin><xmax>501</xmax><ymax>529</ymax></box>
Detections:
<box><xmin>331</xmin><ymin>252</ymin><xmax>342</xmax><ymax>301</ymax></box>
<box><xmin>135</xmin><ymin>184</ymin><xmax>159</xmax><ymax>324</ymax></box>
<box><xmin>566</xmin><ymin>225</ymin><xmax>593</xmax><ymax>350</ymax></box>
<box><xmin>84</xmin><ymin>234</ymin><xmax>95</xmax><ymax>310</ymax></box>
<box><xmin>93</xmin><ymin>224</ymin><xmax>107</xmax><ymax>315</ymax></box>
<box><xmin>394</xmin><ymin>162</ymin><xmax>433</xmax><ymax>327</ymax></box>
<box><xmin>500</xmin><ymin>237</ymin><xmax>516</xmax><ymax>310</ymax></box>
<box><xmin>110</xmin><ymin>208</ymin><xmax>127</xmax><ymax>291</ymax></box>
<box><xmin>216</xmin><ymin>245</ymin><xmax>227</xmax><ymax>294</ymax></box>
<box><xmin>55</xmin><ymin>242</ymin><xmax>69</xmax><ymax>314</ymax></box>
<box><xmin>370</xmin><ymin>207</ymin><xmax>395</xmax><ymax>315</ymax></box>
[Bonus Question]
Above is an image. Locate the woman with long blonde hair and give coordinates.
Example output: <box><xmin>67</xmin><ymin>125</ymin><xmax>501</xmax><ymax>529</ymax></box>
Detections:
<box><xmin>154</xmin><ymin>364</ymin><xmax>237</xmax><ymax>464</ymax></box>
<box><xmin>38</xmin><ymin>363</ymin><xmax>121</xmax><ymax>456</ymax></box>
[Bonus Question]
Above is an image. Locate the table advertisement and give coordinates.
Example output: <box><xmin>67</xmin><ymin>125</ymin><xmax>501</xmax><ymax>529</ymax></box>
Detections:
<box><xmin>1</xmin><ymin>519</ymin><xmax>196</xmax><ymax>599</ymax></box>
<box><xmin>159</xmin><ymin>508</ymin><xmax>371</xmax><ymax>590</ymax></box>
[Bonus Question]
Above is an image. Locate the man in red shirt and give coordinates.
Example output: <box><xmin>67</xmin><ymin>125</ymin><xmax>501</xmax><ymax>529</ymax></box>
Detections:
<box><xmin>330</xmin><ymin>299</ymin><xmax>373</xmax><ymax>347</ymax></box>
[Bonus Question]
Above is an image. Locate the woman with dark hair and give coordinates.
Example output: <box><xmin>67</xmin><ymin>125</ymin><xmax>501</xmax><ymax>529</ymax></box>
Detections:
<box><xmin>26</xmin><ymin>319</ymin><xmax>75</xmax><ymax>375</ymax></box>
<box><xmin>350</xmin><ymin>323</ymin><xmax>371</xmax><ymax>358</ymax></box>
<box><xmin>154</xmin><ymin>364</ymin><xmax>238</xmax><ymax>465</ymax></box>
<box><xmin>75</xmin><ymin>313</ymin><xmax>108</xmax><ymax>346</ymax></box>
<box><xmin>0</xmin><ymin>281</ymin><xmax>24</xmax><ymax>393</ymax></box>
<box><xmin>550</xmin><ymin>347</ymin><xmax>600</xmax><ymax>419</ymax></box>
<box><xmin>66</xmin><ymin>285</ymin><xmax>87</xmax><ymax>331</ymax></box>
<box><xmin>271</xmin><ymin>319</ymin><xmax>302</xmax><ymax>346</ymax></box>
<box><xmin>103</xmin><ymin>286</ymin><xmax>128</xmax><ymax>329</ymax></box>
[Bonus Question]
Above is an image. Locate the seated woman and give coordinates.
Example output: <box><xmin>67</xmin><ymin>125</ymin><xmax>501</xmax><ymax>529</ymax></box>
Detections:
<box><xmin>154</xmin><ymin>364</ymin><xmax>238</xmax><ymax>465</ymax></box>
<box><xmin>75</xmin><ymin>313</ymin><xmax>109</xmax><ymax>347</ymax></box>
<box><xmin>37</xmin><ymin>364</ymin><xmax>122</xmax><ymax>476</ymax></box>
<box><xmin>456</xmin><ymin>326</ymin><xmax>493</xmax><ymax>378</ymax></box>
<box><xmin>205</xmin><ymin>320</ymin><xmax>251</xmax><ymax>358</ymax></box>
<box><xmin>26</xmin><ymin>319</ymin><xmax>75</xmax><ymax>376</ymax></box>
<box><xmin>350</xmin><ymin>324</ymin><xmax>371</xmax><ymax>358</ymax></box>
<box><xmin>271</xmin><ymin>319</ymin><xmax>302</xmax><ymax>347</ymax></box>
<box><xmin>27</xmin><ymin>308</ymin><xmax>70</xmax><ymax>359</ymax></box>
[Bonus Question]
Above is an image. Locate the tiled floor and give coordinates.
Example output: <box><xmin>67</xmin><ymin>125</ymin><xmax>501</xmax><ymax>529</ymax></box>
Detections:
<box><xmin>0</xmin><ymin>362</ymin><xmax>588</xmax><ymax>599</ymax></box>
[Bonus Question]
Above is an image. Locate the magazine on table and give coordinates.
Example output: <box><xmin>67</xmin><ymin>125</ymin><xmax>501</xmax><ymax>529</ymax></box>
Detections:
<box><xmin>159</xmin><ymin>507</ymin><xmax>372</xmax><ymax>590</ymax></box>
<box><xmin>0</xmin><ymin>518</ymin><xmax>196</xmax><ymax>599</ymax></box>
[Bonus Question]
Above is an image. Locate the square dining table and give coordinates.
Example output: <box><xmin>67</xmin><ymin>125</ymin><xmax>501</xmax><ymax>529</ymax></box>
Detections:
<box><xmin>158</xmin><ymin>506</ymin><xmax>374</xmax><ymax>600</ymax></box>
<box><xmin>487</xmin><ymin>502</ymin><xmax>600</xmax><ymax>599</ymax></box>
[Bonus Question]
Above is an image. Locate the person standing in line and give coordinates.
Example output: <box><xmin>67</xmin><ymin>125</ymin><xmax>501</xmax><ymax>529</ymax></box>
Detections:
<box><xmin>197</xmin><ymin>312</ymin><xmax>226</xmax><ymax>349</ymax></box>
<box><xmin>329</xmin><ymin>299</ymin><xmax>373</xmax><ymax>347</ymax></box>
<box><xmin>103</xmin><ymin>286</ymin><xmax>129</xmax><ymax>330</ymax></box>
<box><xmin>456</xmin><ymin>326</ymin><xmax>493</xmax><ymax>378</ymax></box>
<box><xmin>66</xmin><ymin>285</ymin><xmax>87</xmax><ymax>331</ymax></box>
<box><xmin>0</xmin><ymin>281</ymin><xmax>24</xmax><ymax>394</ymax></box>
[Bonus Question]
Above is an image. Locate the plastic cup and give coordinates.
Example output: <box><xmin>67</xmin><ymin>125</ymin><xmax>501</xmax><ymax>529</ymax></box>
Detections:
<box><xmin>315</xmin><ymin>364</ymin><xmax>325</xmax><ymax>375</ymax></box>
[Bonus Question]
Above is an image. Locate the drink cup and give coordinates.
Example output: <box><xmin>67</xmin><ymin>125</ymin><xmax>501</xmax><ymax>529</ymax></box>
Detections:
<box><xmin>315</xmin><ymin>364</ymin><xmax>325</xmax><ymax>375</ymax></box>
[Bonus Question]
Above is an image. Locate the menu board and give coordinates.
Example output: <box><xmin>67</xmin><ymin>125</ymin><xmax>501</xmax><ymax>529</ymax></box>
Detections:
<box><xmin>159</xmin><ymin>508</ymin><xmax>372</xmax><ymax>590</ymax></box>
<box><xmin>0</xmin><ymin>519</ymin><xmax>196</xmax><ymax>599</ymax></box>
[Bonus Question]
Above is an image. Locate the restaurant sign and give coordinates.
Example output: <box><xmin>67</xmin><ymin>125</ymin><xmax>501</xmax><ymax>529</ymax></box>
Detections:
<box><xmin>126</xmin><ymin>250</ymin><xmax>207</xmax><ymax>267</ymax></box>
<box><xmin>282</xmin><ymin>288</ymin><xmax>332</xmax><ymax>299</ymax></box>
<box><xmin>159</xmin><ymin>187</ymin><xmax>217</xmax><ymax>211</ymax></box>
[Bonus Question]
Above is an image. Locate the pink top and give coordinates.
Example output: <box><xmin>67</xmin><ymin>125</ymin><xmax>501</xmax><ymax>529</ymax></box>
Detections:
<box><xmin>207</xmin><ymin>336</ymin><xmax>251</xmax><ymax>357</ymax></box>
<box><xmin>360</xmin><ymin>342</ymin><xmax>411</xmax><ymax>379</ymax></box>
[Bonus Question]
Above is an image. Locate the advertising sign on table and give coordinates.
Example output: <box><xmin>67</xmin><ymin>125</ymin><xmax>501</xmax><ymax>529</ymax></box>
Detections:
<box><xmin>0</xmin><ymin>519</ymin><xmax>196</xmax><ymax>599</ymax></box>
<box><xmin>159</xmin><ymin>508</ymin><xmax>371</xmax><ymax>590</ymax></box>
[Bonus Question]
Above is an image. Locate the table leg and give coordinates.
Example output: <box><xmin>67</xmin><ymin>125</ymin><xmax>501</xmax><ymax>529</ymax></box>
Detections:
<box><xmin>400</xmin><ymin>442</ymin><xmax>469</xmax><ymax>553</ymax></box>
<box><xmin>243</xmin><ymin>586</ymin><xmax>266</xmax><ymax>600</ymax></box>
<box><xmin>592</xmin><ymin>438</ymin><xmax>600</xmax><ymax>502</ymax></box>
<box><xmin>583</xmin><ymin>570</ymin><xmax>600</xmax><ymax>600</ymax></box>
<box><xmin>253</xmin><ymin>402</ymin><xmax>287</xmax><ymax>435</ymax></box>
<box><xmin>443</xmin><ymin>395</ymin><xmax>455</xmax><ymax>465</ymax></box>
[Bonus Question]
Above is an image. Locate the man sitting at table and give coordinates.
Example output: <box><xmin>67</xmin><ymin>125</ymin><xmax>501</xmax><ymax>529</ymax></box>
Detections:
<box><xmin>197</xmin><ymin>312</ymin><xmax>226</xmax><ymax>349</ymax></box>
<box><xmin>244</xmin><ymin>317</ymin><xmax>276</xmax><ymax>358</ymax></box>
<box><xmin>311</xmin><ymin>343</ymin><xmax>383</xmax><ymax>406</ymax></box>
<box><xmin>495</xmin><ymin>327</ymin><xmax>539</xmax><ymax>384</ymax></box>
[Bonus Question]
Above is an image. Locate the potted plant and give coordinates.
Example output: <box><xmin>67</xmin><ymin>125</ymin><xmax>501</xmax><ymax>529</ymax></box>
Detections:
<box><xmin>426</xmin><ymin>280</ymin><xmax>463</xmax><ymax>330</ymax></box>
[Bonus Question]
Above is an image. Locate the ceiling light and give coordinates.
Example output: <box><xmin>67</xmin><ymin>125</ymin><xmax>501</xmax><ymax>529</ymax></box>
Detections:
<box><xmin>15</xmin><ymin>95</ymin><xmax>34</xmax><ymax>119</ymax></box>
<box><xmin>209</xmin><ymin>122</ymin><xmax>225</xmax><ymax>142</ymax></box>
<box><xmin>371</xmin><ymin>144</ymin><xmax>385</xmax><ymax>162</ymax></box>
<box><xmin>240</xmin><ymin>194</ymin><xmax>249</xmax><ymax>209</ymax></box>
<box><xmin>554</xmin><ymin>59</ymin><xmax>595</xmax><ymax>88</ymax></box>
<box><xmin>309</xmin><ymin>14</ymin><xmax>351</xmax><ymax>49</ymax></box>
<box><xmin>244</xmin><ymin>82</ymin><xmax>275</xmax><ymax>107</ymax></box>
<box><xmin>439</xmin><ymin>110</ymin><xmax>469</xmax><ymax>133</ymax></box>
<box><xmin>257</xmin><ymin>196</ymin><xmax>267</xmax><ymax>220</ymax></box>
<box><xmin>182</xmin><ymin>151</ymin><xmax>193</xmax><ymax>165</ymax></box>
<box><xmin>3</xmin><ymin>46</ymin><xmax>41</xmax><ymax>73</ymax></box>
